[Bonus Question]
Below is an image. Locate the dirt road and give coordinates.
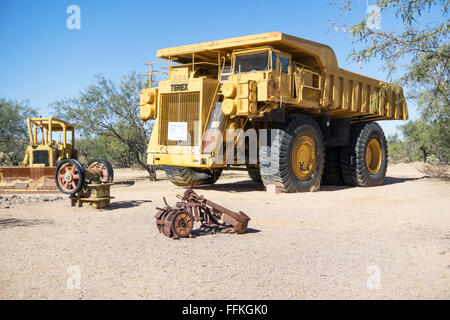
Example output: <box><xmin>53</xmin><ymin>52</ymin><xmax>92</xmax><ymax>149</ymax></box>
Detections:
<box><xmin>0</xmin><ymin>163</ymin><xmax>449</xmax><ymax>299</ymax></box>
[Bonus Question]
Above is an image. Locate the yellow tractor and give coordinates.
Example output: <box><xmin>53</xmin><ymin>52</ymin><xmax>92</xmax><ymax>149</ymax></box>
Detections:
<box><xmin>140</xmin><ymin>32</ymin><xmax>408</xmax><ymax>192</ymax></box>
<box><xmin>0</xmin><ymin>117</ymin><xmax>78</xmax><ymax>193</ymax></box>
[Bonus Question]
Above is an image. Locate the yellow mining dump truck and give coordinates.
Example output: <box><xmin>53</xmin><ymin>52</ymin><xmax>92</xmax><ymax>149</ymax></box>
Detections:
<box><xmin>139</xmin><ymin>32</ymin><xmax>408</xmax><ymax>192</ymax></box>
<box><xmin>0</xmin><ymin>117</ymin><xmax>78</xmax><ymax>193</ymax></box>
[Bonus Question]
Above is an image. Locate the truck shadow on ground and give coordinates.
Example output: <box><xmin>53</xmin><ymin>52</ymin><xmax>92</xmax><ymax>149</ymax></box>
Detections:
<box><xmin>319</xmin><ymin>176</ymin><xmax>423</xmax><ymax>191</ymax></box>
<box><xmin>0</xmin><ymin>218</ymin><xmax>53</xmax><ymax>230</ymax></box>
<box><xmin>383</xmin><ymin>176</ymin><xmax>423</xmax><ymax>185</ymax></box>
<box><xmin>191</xmin><ymin>227</ymin><xmax>260</xmax><ymax>237</ymax></box>
<box><xmin>194</xmin><ymin>180</ymin><xmax>265</xmax><ymax>193</ymax></box>
<box><xmin>194</xmin><ymin>176</ymin><xmax>422</xmax><ymax>193</ymax></box>
<box><xmin>111</xmin><ymin>180</ymin><xmax>136</xmax><ymax>188</ymax></box>
<box><xmin>108</xmin><ymin>200</ymin><xmax>152</xmax><ymax>209</ymax></box>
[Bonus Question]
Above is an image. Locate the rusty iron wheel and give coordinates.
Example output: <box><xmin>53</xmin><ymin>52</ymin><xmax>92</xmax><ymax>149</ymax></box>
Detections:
<box><xmin>55</xmin><ymin>159</ymin><xmax>85</xmax><ymax>195</ymax></box>
<box><xmin>86</xmin><ymin>158</ymin><xmax>114</xmax><ymax>182</ymax></box>
<box><xmin>170</xmin><ymin>211</ymin><xmax>194</xmax><ymax>238</ymax></box>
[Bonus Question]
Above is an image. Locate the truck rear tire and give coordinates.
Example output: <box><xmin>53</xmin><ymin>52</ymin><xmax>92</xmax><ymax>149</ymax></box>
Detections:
<box><xmin>259</xmin><ymin>114</ymin><xmax>325</xmax><ymax>192</ymax></box>
<box><xmin>322</xmin><ymin>147</ymin><xmax>344</xmax><ymax>185</ymax></box>
<box><xmin>164</xmin><ymin>166</ymin><xmax>222</xmax><ymax>187</ymax></box>
<box><xmin>340</xmin><ymin>122</ymin><xmax>387</xmax><ymax>187</ymax></box>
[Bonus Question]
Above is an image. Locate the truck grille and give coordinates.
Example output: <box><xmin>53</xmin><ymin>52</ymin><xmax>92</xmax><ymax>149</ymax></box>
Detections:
<box><xmin>32</xmin><ymin>150</ymin><xmax>49</xmax><ymax>166</ymax></box>
<box><xmin>159</xmin><ymin>92</ymin><xmax>200</xmax><ymax>146</ymax></box>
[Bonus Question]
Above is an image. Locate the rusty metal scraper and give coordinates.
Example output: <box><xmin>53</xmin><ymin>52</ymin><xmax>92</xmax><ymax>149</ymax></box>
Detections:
<box><xmin>155</xmin><ymin>188</ymin><xmax>250</xmax><ymax>239</ymax></box>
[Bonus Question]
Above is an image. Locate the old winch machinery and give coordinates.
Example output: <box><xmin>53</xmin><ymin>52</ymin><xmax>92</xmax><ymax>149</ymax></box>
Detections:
<box><xmin>54</xmin><ymin>158</ymin><xmax>114</xmax><ymax>209</ymax></box>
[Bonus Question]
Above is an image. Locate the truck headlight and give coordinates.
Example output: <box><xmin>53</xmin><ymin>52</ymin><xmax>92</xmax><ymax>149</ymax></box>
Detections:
<box><xmin>140</xmin><ymin>88</ymin><xmax>155</xmax><ymax>105</ymax></box>
<box><xmin>140</xmin><ymin>88</ymin><xmax>158</xmax><ymax>121</ymax></box>
<box><xmin>222</xmin><ymin>81</ymin><xmax>236</xmax><ymax>99</ymax></box>
<box><xmin>222</xmin><ymin>99</ymin><xmax>237</xmax><ymax>115</ymax></box>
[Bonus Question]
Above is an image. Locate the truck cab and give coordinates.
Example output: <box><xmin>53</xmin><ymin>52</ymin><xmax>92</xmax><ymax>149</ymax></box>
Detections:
<box><xmin>232</xmin><ymin>47</ymin><xmax>292</xmax><ymax>99</ymax></box>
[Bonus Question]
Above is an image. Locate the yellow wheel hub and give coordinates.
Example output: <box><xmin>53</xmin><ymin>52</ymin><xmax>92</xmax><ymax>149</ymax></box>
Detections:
<box><xmin>366</xmin><ymin>138</ymin><xmax>382</xmax><ymax>175</ymax></box>
<box><xmin>291</xmin><ymin>136</ymin><xmax>316</xmax><ymax>181</ymax></box>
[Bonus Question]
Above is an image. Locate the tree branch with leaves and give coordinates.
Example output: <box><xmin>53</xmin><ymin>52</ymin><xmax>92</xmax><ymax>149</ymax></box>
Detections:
<box><xmin>51</xmin><ymin>72</ymin><xmax>157</xmax><ymax>180</ymax></box>
<box><xmin>330</xmin><ymin>0</ymin><xmax>449</xmax><ymax>162</ymax></box>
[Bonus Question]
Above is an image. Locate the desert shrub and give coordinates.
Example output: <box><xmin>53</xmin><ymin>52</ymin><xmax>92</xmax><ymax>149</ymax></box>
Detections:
<box><xmin>418</xmin><ymin>155</ymin><xmax>449</xmax><ymax>180</ymax></box>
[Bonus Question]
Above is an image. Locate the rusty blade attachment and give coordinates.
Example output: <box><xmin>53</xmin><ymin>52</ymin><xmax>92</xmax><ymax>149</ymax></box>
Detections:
<box><xmin>0</xmin><ymin>167</ymin><xmax>58</xmax><ymax>193</ymax></box>
<box><xmin>155</xmin><ymin>188</ymin><xmax>250</xmax><ymax>239</ymax></box>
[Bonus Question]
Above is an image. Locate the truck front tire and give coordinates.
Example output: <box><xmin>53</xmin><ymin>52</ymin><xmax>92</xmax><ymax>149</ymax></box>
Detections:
<box><xmin>259</xmin><ymin>114</ymin><xmax>325</xmax><ymax>192</ymax></box>
<box><xmin>164</xmin><ymin>166</ymin><xmax>222</xmax><ymax>187</ymax></box>
<box><xmin>340</xmin><ymin>122</ymin><xmax>387</xmax><ymax>187</ymax></box>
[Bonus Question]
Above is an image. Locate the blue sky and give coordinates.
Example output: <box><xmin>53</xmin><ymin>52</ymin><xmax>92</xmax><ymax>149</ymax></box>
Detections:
<box><xmin>0</xmin><ymin>0</ymin><xmax>430</xmax><ymax>137</ymax></box>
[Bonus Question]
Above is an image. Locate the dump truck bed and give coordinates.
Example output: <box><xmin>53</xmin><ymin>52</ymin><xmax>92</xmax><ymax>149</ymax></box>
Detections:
<box><xmin>157</xmin><ymin>32</ymin><xmax>407</xmax><ymax>121</ymax></box>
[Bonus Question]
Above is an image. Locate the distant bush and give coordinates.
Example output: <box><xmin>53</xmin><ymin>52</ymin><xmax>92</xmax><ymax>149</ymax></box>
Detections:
<box><xmin>418</xmin><ymin>163</ymin><xmax>449</xmax><ymax>180</ymax></box>
<box><xmin>387</xmin><ymin>115</ymin><xmax>449</xmax><ymax>165</ymax></box>
<box><xmin>387</xmin><ymin>134</ymin><xmax>410</xmax><ymax>163</ymax></box>
<box><xmin>0</xmin><ymin>152</ymin><xmax>16</xmax><ymax>166</ymax></box>
<box><xmin>51</xmin><ymin>72</ymin><xmax>156</xmax><ymax>180</ymax></box>
<box><xmin>417</xmin><ymin>155</ymin><xmax>448</xmax><ymax>180</ymax></box>
<box><xmin>0</xmin><ymin>98</ymin><xmax>37</xmax><ymax>166</ymax></box>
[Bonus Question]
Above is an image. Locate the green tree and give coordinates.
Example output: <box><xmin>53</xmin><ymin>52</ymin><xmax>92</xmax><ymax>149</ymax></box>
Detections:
<box><xmin>75</xmin><ymin>134</ymin><xmax>133</xmax><ymax>167</ymax></box>
<box><xmin>387</xmin><ymin>133</ymin><xmax>409</xmax><ymax>163</ymax></box>
<box><xmin>0</xmin><ymin>99</ymin><xmax>37</xmax><ymax>165</ymax></box>
<box><xmin>401</xmin><ymin>117</ymin><xmax>450</xmax><ymax>162</ymax></box>
<box><xmin>331</xmin><ymin>0</ymin><xmax>449</xmax><ymax>163</ymax></box>
<box><xmin>51</xmin><ymin>72</ymin><xmax>156</xmax><ymax>179</ymax></box>
<box><xmin>331</xmin><ymin>1</ymin><xmax>448</xmax><ymax>95</ymax></box>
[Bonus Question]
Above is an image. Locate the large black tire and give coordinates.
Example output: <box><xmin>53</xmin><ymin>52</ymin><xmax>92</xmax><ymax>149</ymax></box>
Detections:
<box><xmin>322</xmin><ymin>147</ymin><xmax>344</xmax><ymax>185</ymax></box>
<box><xmin>164</xmin><ymin>166</ymin><xmax>222</xmax><ymax>187</ymax></box>
<box><xmin>54</xmin><ymin>159</ymin><xmax>85</xmax><ymax>195</ymax></box>
<box><xmin>259</xmin><ymin>114</ymin><xmax>325</xmax><ymax>193</ymax></box>
<box><xmin>340</xmin><ymin>122</ymin><xmax>388</xmax><ymax>187</ymax></box>
<box><xmin>246</xmin><ymin>165</ymin><xmax>262</xmax><ymax>183</ymax></box>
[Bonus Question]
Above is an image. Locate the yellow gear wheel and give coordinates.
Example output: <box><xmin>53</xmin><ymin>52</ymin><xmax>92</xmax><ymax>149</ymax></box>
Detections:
<box><xmin>366</xmin><ymin>138</ymin><xmax>382</xmax><ymax>174</ymax></box>
<box><xmin>291</xmin><ymin>136</ymin><xmax>316</xmax><ymax>181</ymax></box>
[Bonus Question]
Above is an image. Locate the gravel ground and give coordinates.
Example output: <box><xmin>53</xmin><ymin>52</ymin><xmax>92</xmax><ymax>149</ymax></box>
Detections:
<box><xmin>0</xmin><ymin>163</ymin><xmax>449</xmax><ymax>299</ymax></box>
